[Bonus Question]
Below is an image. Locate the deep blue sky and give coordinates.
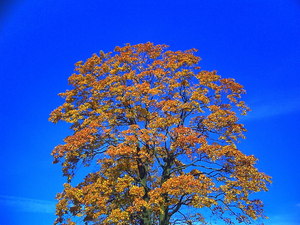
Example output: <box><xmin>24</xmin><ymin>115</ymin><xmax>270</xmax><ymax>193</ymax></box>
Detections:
<box><xmin>1</xmin><ymin>0</ymin><xmax>299</xmax><ymax>224</ymax></box>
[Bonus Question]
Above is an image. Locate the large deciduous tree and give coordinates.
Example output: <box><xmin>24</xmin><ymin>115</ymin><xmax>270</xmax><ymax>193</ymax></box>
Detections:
<box><xmin>50</xmin><ymin>43</ymin><xmax>270</xmax><ymax>225</ymax></box>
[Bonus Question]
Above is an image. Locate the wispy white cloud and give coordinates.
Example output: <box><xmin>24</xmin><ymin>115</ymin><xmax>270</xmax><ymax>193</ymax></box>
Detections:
<box><xmin>263</xmin><ymin>209</ymin><xmax>300</xmax><ymax>225</ymax></box>
<box><xmin>242</xmin><ymin>97</ymin><xmax>300</xmax><ymax>120</ymax></box>
<box><xmin>0</xmin><ymin>195</ymin><xmax>56</xmax><ymax>214</ymax></box>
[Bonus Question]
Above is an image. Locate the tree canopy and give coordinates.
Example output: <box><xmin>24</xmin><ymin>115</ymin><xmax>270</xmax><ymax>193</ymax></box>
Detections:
<box><xmin>50</xmin><ymin>42</ymin><xmax>271</xmax><ymax>225</ymax></box>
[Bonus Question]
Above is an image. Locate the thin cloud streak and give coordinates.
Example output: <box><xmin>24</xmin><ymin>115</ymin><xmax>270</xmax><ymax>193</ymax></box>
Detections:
<box><xmin>242</xmin><ymin>98</ymin><xmax>300</xmax><ymax>121</ymax></box>
<box><xmin>0</xmin><ymin>195</ymin><xmax>56</xmax><ymax>214</ymax></box>
<box><xmin>264</xmin><ymin>214</ymin><xmax>300</xmax><ymax>225</ymax></box>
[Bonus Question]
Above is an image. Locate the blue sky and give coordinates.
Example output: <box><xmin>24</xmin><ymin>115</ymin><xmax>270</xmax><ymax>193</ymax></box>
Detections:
<box><xmin>0</xmin><ymin>0</ymin><xmax>299</xmax><ymax>224</ymax></box>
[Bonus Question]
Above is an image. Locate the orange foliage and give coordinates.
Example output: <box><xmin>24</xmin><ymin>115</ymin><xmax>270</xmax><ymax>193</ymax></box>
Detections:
<box><xmin>50</xmin><ymin>42</ymin><xmax>271</xmax><ymax>225</ymax></box>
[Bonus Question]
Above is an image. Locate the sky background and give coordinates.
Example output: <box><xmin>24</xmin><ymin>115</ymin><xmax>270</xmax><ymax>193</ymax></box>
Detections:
<box><xmin>0</xmin><ymin>0</ymin><xmax>299</xmax><ymax>224</ymax></box>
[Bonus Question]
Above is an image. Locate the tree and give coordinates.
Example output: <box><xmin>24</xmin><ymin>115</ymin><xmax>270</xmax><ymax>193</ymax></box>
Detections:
<box><xmin>50</xmin><ymin>42</ymin><xmax>271</xmax><ymax>225</ymax></box>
